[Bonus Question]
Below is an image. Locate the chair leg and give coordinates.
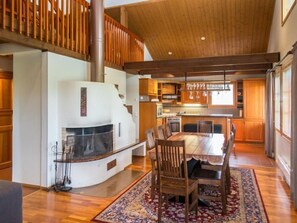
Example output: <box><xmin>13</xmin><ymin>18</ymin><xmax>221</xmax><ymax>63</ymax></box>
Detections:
<box><xmin>151</xmin><ymin>159</ymin><xmax>156</xmax><ymax>199</ymax></box>
<box><xmin>185</xmin><ymin>194</ymin><xmax>189</xmax><ymax>223</ymax></box>
<box><xmin>221</xmin><ymin>181</ymin><xmax>227</xmax><ymax>215</ymax></box>
<box><xmin>158</xmin><ymin>191</ymin><xmax>162</xmax><ymax>223</ymax></box>
<box><xmin>226</xmin><ymin>164</ymin><xmax>231</xmax><ymax>194</ymax></box>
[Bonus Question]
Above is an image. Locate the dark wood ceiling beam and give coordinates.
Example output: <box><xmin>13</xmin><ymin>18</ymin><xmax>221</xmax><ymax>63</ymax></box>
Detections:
<box><xmin>138</xmin><ymin>63</ymin><xmax>272</xmax><ymax>75</ymax></box>
<box><xmin>150</xmin><ymin>70</ymin><xmax>267</xmax><ymax>78</ymax></box>
<box><xmin>124</xmin><ymin>52</ymin><xmax>280</xmax><ymax>73</ymax></box>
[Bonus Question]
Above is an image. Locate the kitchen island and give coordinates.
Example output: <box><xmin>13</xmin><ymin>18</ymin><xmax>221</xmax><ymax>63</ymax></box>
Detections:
<box><xmin>179</xmin><ymin>113</ymin><xmax>232</xmax><ymax>139</ymax></box>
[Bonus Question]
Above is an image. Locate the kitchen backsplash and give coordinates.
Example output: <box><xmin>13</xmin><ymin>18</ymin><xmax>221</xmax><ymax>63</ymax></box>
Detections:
<box><xmin>163</xmin><ymin>105</ymin><xmax>242</xmax><ymax>117</ymax></box>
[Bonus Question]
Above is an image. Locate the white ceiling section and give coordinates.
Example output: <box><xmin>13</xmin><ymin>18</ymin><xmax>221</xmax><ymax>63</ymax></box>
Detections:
<box><xmin>104</xmin><ymin>0</ymin><xmax>155</xmax><ymax>8</ymax></box>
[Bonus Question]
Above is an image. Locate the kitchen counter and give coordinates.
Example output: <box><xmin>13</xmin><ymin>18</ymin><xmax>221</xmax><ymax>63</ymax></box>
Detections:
<box><xmin>178</xmin><ymin>113</ymin><xmax>233</xmax><ymax>118</ymax></box>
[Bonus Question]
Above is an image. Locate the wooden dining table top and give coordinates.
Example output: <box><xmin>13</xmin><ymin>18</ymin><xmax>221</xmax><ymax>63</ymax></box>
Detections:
<box><xmin>148</xmin><ymin>132</ymin><xmax>226</xmax><ymax>164</ymax></box>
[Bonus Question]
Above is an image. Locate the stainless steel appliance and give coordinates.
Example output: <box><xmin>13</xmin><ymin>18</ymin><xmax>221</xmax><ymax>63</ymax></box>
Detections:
<box><xmin>166</xmin><ymin>116</ymin><xmax>181</xmax><ymax>132</ymax></box>
<box><xmin>156</xmin><ymin>103</ymin><xmax>163</xmax><ymax>118</ymax></box>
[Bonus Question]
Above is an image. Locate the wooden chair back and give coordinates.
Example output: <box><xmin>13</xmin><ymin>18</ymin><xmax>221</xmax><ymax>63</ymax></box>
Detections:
<box><xmin>145</xmin><ymin>128</ymin><xmax>155</xmax><ymax>150</ymax></box>
<box><xmin>156</xmin><ymin>139</ymin><xmax>187</xmax><ymax>180</ymax></box>
<box><xmin>197</xmin><ymin>120</ymin><xmax>214</xmax><ymax>133</ymax></box>
<box><xmin>157</xmin><ymin>125</ymin><xmax>166</xmax><ymax>140</ymax></box>
<box><xmin>165</xmin><ymin>122</ymin><xmax>173</xmax><ymax>138</ymax></box>
<box><xmin>155</xmin><ymin>139</ymin><xmax>199</xmax><ymax>223</ymax></box>
<box><xmin>222</xmin><ymin>132</ymin><xmax>234</xmax><ymax>173</ymax></box>
<box><xmin>231</xmin><ymin>123</ymin><xmax>236</xmax><ymax>138</ymax></box>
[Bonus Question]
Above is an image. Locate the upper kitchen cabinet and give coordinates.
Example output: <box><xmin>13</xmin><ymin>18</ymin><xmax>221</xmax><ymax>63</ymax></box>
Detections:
<box><xmin>244</xmin><ymin>79</ymin><xmax>265</xmax><ymax>120</ymax></box>
<box><xmin>139</xmin><ymin>78</ymin><xmax>158</xmax><ymax>96</ymax></box>
<box><xmin>158</xmin><ymin>82</ymin><xmax>181</xmax><ymax>103</ymax></box>
<box><xmin>181</xmin><ymin>83</ymin><xmax>208</xmax><ymax>104</ymax></box>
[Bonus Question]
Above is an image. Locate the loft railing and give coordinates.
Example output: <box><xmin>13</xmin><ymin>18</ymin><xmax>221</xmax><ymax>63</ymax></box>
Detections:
<box><xmin>0</xmin><ymin>0</ymin><xmax>144</xmax><ymax>67</ymax></box>
<box><xmin>105</xmin><ymin>14</ymin><xmax>144</xmax><ymax>68</ymax></box>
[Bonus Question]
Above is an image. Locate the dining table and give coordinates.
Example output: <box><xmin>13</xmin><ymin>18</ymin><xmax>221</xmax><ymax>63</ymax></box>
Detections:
<box><xmin>148</xmin><ymin>132</ymin><xmax>226</xmax><ymax>165</ymax></box>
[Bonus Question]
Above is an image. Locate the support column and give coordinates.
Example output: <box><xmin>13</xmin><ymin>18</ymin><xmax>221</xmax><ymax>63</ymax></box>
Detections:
<box><xmin>91</xmin><ymin>0</ymin><xmax>105</xmax><ymax>82</ymax></box>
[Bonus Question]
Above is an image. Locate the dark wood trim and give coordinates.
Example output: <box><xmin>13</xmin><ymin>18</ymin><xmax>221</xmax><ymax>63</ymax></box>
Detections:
<box><xmin>0</xmin><ymin>72</ymin><xmax>13</xmax><ymax>79</ymax></box>
<box><xmin>0</xmin><ymin>161</ymin><xmax>12</xmax><ymax>170</ymax></box>
<box><xmin>139</xmin><ymin>63</ymin><xmax>272</xmax><ymax>75</ymax></box>
<box><xmin>151</xmin><ymin>70</ymin><xmax>267</xmax><ymax>78</ymax></box>
<box><xmin>124</xmin><ymin>52</ymin><xmax>280</xmax><ymax>74</ymax></box>
<box><xmin>0</xmin><ymin>29</ymin><xmax>89</xmax><ymax>61</ymax></box>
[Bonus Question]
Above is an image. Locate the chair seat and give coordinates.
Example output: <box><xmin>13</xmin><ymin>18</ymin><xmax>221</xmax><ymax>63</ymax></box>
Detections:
<box><xmin>191</xmin><ymin>168</ymin><xmax>222</xmax><ymax>181</ymax></box>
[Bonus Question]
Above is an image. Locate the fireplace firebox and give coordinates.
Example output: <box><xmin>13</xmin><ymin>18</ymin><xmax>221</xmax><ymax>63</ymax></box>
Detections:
<box><xmin>64</xmin><ymin>124</ymin><xmax>113</xmax><ymax>160</ymax></box>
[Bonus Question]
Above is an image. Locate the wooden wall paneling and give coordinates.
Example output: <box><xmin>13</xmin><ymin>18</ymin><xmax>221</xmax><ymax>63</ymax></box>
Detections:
<box><xmin>0</xmin><ymin>73</ymin><xmax>12</xmax><ymax>180</ymax></box>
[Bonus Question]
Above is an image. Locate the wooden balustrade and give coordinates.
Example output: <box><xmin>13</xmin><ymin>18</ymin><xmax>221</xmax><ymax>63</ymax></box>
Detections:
<box><xmin>105</xmin><ymin>14</ymin><xmax>144</xmax><ymax>68</ymax></box>
<box><xmin>0</xmin><ymin>0</ymin><xmax>144</xmax><ymax>67</ymax></box>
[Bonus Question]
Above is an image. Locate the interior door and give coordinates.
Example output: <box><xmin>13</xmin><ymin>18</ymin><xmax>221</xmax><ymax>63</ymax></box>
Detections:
<box><xmin>0</xmin><ymin>72</ymin><xmax>13</xmax><ymax>180</ymax></box>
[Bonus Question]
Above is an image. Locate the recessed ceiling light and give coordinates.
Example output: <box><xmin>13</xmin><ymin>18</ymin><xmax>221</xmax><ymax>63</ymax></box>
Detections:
<box><xmin>168</xmin><ymin>51</ymin><xmax>173</xmax><ymax>55</ymax></box>
<box><xmin>201</xmin><ymin>36</ymin><xmax>206</xmax><ymax>41</ymax></box>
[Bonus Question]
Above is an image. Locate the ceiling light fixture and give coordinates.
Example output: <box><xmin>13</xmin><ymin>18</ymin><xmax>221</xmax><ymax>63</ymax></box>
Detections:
<box><xmin>201</xmin><ymin>36</ymin><xmax>206</xmax><ymax>41</ymax></box>
<box><xmin>168</xmin><ymin>51</ymin><xmax>173</xmax><ymax>55</ymax></box>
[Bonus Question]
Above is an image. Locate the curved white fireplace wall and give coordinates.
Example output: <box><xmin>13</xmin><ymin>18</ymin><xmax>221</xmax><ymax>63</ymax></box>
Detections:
<box><xmin>58</xmin><ymin>81</ymin><xmax>136</xmax><ymax>150</ymax></box>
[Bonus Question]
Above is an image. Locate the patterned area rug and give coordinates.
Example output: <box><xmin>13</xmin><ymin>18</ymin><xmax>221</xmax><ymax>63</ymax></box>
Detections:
<box><xmin>93</xmin><ymin>168</ymin><xmax>269</xmax><ymax>223</ymax></box>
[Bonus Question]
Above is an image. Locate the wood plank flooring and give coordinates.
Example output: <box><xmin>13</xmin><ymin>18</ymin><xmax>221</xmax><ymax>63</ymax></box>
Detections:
<box><xmin>22</xmin><ymin>143</ymin><xmax>297</xmax><ymax>222</ymax></box>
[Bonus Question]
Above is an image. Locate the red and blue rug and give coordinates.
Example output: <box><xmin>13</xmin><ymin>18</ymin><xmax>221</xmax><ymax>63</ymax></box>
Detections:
<box><xmin>93</xmin><ymin>168</ymin><xmax>269</xmax><ymax>223</ymax></box>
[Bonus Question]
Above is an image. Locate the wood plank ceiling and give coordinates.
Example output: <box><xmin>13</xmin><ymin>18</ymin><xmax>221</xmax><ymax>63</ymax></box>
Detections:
<box><xmin>105</xmin><ymin>0</ymin><xmax>278</xmax><ymax>78</ymax></box>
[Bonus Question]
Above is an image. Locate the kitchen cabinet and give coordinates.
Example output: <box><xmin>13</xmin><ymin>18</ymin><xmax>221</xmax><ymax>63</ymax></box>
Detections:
<box><xmin>139</xmin><ymin>102</ymin><xmax>164</xmax><ymax>141</ymax></box>
<box><xmin>158</xmin><ymin>82</ymin><xmax>181</xmax><ymax>103</ymax></box>
<box><xmin>139</xmin><ymin>78</ymin><xmax>157</xmax><ymax>96</ymax></box>
<box><xmin>232</xmin><ymin>118</ymin><xmax>264</xmax><ymax>142</ymax></box>
<box><xmin>232</xmin><ymin>79</ymin><xmax>265</xmax><ymax>143</ymax></box>
<box><xmin>236</xmin><ymin>80</ymin><xmax>243</xmax><ymax>116</ymax></box>
<box><xmin>244</xmin><ymin>79</ymin><xmax>265</xmax><ymax>120</ymax></box>
<box><xmin>244</xmin><ymin>119</ymin><xmax>264</xmax><ymax>142</ymax></box>
<box><xmin>232</xmin><ymin>119</ymin><xmax>244</xmax><ymax>141</ymax></box>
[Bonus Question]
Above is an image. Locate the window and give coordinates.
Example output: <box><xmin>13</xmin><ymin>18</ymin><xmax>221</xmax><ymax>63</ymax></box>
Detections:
<box><xmin>274</xmin><ymin>73</ymin><xmax>281</xmax><ymax>130</ymax></box>
<box><xmin>282</xmin><ymin>65</ymin><xmax>292</xmax><ymax>138</ymax></box>
<box><xmin>211</xmin><ymin>84</ymin><xmax>234</xmax><ymax>106</ymax></box>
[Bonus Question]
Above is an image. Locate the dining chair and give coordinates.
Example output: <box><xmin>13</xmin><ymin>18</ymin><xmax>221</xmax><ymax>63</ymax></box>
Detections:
<box><xmin>191</xmin><ymin>133</ymin><xmax>234</xmax><ymax>214</ymax></box>
<box><xmin>231</xmin><ymin>123</ymin><xmax>237</xmax><ymax>155</ymax></box>
<box><xmin>165</xmin><ymin>122</ymin><xmax>173</xmax><ymax>138</ymax></box>
<box><xmin>197</xmin><ymin>120</ymin><xmax>214</xmax><ymax>133</ymax></box>
<box><xmin>145</xmin><ymin>128</ymin><xmax>158</xmax><ymax>199</ymax></box>
<box><xmin>155</xmin><ymin>139</ymin><xmax>199</xmax><ymax>223</ymax></box>
<box><xmin>157</xmin><ymin>125</ymin><xmax>166</xmax><ymax>140</ymax></box>
<box><xmin>145</xmin><ymin>128</ymin><xmax>156</xmax><ymax>150</ymax></box>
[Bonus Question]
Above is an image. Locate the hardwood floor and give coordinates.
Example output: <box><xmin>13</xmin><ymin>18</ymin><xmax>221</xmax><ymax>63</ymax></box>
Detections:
<box><xmin>23</xmin><ymin>143</ymin><xmax>297</xmax><ymax>222</ymax></box>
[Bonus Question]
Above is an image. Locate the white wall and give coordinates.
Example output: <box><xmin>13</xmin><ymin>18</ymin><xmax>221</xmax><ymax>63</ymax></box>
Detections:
<box><xmin>268</xmin><ymin>2</ymin><xmax>297</xmax><ymax>186</ymax></box>
<box><xmin>105</xmin><ymin>67</ymin><xmax>127</xmax><ymax>104</ymax></box>
<box><xmin>13</xmin><ymin>50</ymin><xmax>43</xmax><ymax>185</ymax></box>
<box><xmin>46</xmin><ymin>53</ymin><xmax>88</xmax><ymax>187</ymax></box>
<box><xmin>126</xmin><ymin>74</ymin><xmax>140</xmax><ymax>139</ymax></box>
<box><xmin>268</xmin><ymin>1</ymin><xmax>297</xmax><ymax>57</ymax></box>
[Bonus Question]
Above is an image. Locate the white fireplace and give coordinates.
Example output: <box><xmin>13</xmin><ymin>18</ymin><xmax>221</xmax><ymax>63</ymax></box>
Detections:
<box><xmin>57</xmin><ymin>81</ymin><xmax>140</xmax><ymax>188</ymax></box>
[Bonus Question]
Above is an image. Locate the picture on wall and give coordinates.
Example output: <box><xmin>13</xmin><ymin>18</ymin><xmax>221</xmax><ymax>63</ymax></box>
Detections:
<box><xmin>282</xmin><ymin>0</ymin><xmax>296</xmax><ymax>25</ymax></box>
